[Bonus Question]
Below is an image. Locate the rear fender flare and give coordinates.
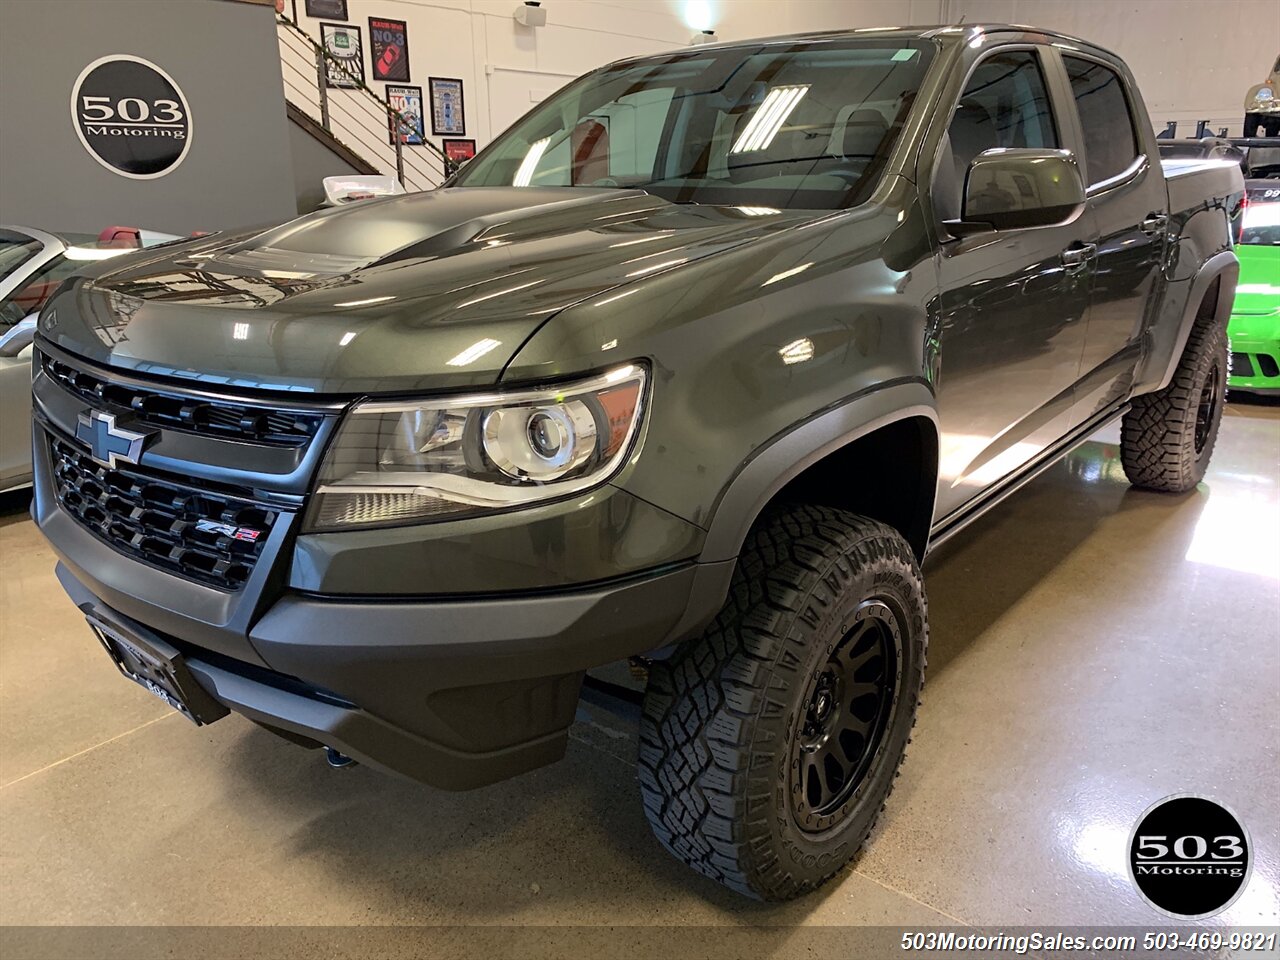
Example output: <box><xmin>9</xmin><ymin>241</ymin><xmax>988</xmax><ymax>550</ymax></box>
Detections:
<box><xmin>1146</xmin><ymin>250</ymin><xmax>1238</xmax><ymax>394</ymax></box>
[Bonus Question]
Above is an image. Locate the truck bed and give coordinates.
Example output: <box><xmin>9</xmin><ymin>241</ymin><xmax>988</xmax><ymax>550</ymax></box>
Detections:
<box><xmin>1161</xmin><ymin>157</ymin><xmax>1245</xmax><ymax>214</ymax></box>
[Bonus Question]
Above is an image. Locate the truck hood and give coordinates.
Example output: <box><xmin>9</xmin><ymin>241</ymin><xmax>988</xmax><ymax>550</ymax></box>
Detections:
<box><xmin>41</xmin><ymin>187</ymin><xmax>808</xmax><ymax>394</ymax></box>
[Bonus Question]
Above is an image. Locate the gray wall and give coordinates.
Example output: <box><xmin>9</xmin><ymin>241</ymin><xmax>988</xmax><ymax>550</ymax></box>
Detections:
<box><xmin>0</xmin><ymin>0</ymin><xmax>297</xmax><ymax>235</ymax></box>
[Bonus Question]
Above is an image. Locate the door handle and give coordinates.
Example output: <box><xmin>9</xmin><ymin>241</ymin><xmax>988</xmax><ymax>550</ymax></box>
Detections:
<box><xmin>1061</xmin><ymin>243</ymin><xmax>1096</xmax><ymax>268</ymax></box>
<box><xmin>1141</xmin><ymin>213</ymin><xmax>1169</xmax><ymax>235</ymax></box>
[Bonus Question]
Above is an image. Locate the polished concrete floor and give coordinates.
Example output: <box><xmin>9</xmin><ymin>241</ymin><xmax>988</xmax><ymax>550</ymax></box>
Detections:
<box><xmin>1</xmin><ymin>402</ymin><xmax>1277</xmax><ymax>953</ymax></box>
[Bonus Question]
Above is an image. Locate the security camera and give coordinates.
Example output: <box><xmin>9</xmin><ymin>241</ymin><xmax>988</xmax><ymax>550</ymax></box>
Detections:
<box><xmin>514</xmin><ymin>1</ymin><xmax>546</xmax><ymax>27</ymax></box>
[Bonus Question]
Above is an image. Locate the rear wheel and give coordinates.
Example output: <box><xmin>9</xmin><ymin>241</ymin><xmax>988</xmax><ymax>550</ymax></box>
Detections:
<box><xmin>1121</xmin><ymin>319</ymin><xmax>1227</xmax><ymax>493</ymax></box>
<box><xmin>637</xmin><ymin>506</ymin><xmax>927</xmax><ymax>900</ymax></box>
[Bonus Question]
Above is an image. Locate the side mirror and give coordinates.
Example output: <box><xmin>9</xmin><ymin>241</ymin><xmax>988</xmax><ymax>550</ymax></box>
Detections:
<box><xmin>945</xmin><ymin>148</ymin><xmax>1086</xmax><ymax>237</ymax></box>
<box><xmin>0</xmin><ymin>316</ymin><xmax>36</xmax><ymax>359</ymax></box>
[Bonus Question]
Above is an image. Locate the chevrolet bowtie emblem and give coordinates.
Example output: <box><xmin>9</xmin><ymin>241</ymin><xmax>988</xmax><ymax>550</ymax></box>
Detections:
<box><xmin>75</xmin><ymin>410</ymin><xmax>151</xmax><ymax>468</ymax></box>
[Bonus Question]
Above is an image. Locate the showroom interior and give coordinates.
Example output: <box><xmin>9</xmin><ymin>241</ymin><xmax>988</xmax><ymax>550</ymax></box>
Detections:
<box><xmin>0</xmin><ymin>0</ymin><xmax>1277</xmax><ymax>955</ymax></box>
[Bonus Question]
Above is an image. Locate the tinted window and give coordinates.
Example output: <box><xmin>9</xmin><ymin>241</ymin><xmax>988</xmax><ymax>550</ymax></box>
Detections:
<box><xmin>1064</xmin><ymin>56</ymin><xmax>1139</xmax><ymax>185</ymax></box>
<box><xmin>1240</xmin><ymin>185</ymin><xmax>1280</xmax><ymax>245</ymax></box>
<box><xmin>937</xmin><ymin>50</ymin><xmax>1059</xmax><ymax>220</ymax></box>
<box><xmin>456</xmin><ymin>40</ymin><xmax>936</xmax><ymax>210</ymax></box>
<box><xmin>0</xmin><ymin>229</ymin><xmax>42</xmax><ymax>285</ymax></box>
<box><xmin>0</xmin><ymin>256</ymin><xmax>82</xmax><ymax>326</ymax></box>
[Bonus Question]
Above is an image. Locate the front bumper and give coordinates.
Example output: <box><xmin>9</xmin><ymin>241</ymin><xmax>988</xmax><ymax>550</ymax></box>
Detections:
<box><xmin>1227</xmin><ymin>328</ymin><xmax>1280</xmax><ymax>395</ymax></box>
<box><xmin>32</xmin><ymin>415</ymin><xmax>732</xmax><ymax>790</ymax></box>
<box><xmin>56</xmin><ymin>558</ymin><xmax>721</xmax><ymax>789</ymax></box>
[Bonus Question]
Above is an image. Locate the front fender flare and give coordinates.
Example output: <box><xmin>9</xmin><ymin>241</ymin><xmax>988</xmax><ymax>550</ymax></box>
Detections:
<box><xmin>699</xmin><ymin>379</ymin><xmax>938</xmax><ymax>564</ymax></box>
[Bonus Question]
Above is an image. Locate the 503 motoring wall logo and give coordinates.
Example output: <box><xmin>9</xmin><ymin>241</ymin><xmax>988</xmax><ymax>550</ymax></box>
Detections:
<box><xmin>1128</xmin><ymin>795</ymin><xmax>1253</xmax><ymax>918</ymax></box>
<box><xmin>71</xmin><ymin>55</ymin><xmax>192</xmax><ymax>179</ymax></box>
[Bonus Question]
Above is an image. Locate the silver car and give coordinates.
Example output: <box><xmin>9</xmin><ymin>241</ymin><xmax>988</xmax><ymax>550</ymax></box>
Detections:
<box><xmin>0</xmin><ymin>226</ymin><xmax>179</xmax><ymax>491</ymax></box>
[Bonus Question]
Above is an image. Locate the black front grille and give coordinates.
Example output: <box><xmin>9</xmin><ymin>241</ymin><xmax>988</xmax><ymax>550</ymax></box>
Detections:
<box><xmin>1230</xmin><ymin>352</ymin><xmax>1255</xmax><ymax>378</ymax></box>
<box><xmin>49</xmin><ymin>436</ymin><xmax>279</xmax><ymax>590</ymax></box>
<box><xmin>1258</xmin><ymin>353</ymin><xmax>1280</xmax><ymax>379</ymax></box>
<box><xmin>41</xmin><ymin>353</ymin><xmax>322</xmax><ymax>446</ymax></box>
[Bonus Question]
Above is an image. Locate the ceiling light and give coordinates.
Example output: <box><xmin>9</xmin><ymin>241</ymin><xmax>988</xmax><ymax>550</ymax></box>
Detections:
<box><xmin>446</xmin><ymin>338</ymin><xmax>503</xmax><ymax>367</ymax></box>
<box><xmin>731</xmin><ymin>85</ymin><xmax>809</xmax><ymax>153</ymax></box>
<box><xmin>513</xmin><ymin>137</ymin><xmax>550</xmax><ymax>187</ymax></box>
<box><xmin>779</xmin><ymin>338</ymin><xmax>814</xmax><ymax>365</ymax></box>
<box><xmin>514</xmin><ymin>1</ymin><xmax>546</xmax><ymax>27</ymax></box>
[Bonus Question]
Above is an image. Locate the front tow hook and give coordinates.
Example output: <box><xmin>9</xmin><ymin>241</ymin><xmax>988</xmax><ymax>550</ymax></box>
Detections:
<box><xmin>325</xmin><ymin>746</ymin><xmax>358</xmax><ymax>770</ymax></box>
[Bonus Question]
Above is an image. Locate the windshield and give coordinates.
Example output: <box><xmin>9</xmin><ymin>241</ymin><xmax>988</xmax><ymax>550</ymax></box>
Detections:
<box><xmin>455</xmin><ymin>39</ymin><xmax>936</xmax><ymax>210</ymax></box>
<box><xmin>1241</xmin><ymin>188</ymin><xmax>1280</xmax><ymax>245</ymax></box>
<box><xmin>0</xmin><ymin>228</ymin><xmax>44</xmax><ymax>282</ymax></box>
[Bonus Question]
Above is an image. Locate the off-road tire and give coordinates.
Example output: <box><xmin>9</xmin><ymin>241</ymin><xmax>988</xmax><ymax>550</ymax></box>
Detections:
<box><xmin>637</xmin><ymin>505</ymin><xmax>927</xmax><ymax>900</ymax></box>
<box><xmin>1121</xmin><ymin>318</ymin><xmax>1227</xmax><ymax>493</ymax></box>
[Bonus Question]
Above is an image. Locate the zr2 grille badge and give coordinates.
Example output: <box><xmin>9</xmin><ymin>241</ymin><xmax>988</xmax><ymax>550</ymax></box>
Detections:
<box><xmin>193</xmin><ymin>519</ymin><xmax>263</xmax><ymax>543</ymax></box>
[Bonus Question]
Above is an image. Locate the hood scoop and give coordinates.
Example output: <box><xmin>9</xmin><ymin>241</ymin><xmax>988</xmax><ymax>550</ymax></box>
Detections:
<box><xmin>201</xmin><ymin>246</ymin><xmax>375</xmax><ymax>278</ymax></box>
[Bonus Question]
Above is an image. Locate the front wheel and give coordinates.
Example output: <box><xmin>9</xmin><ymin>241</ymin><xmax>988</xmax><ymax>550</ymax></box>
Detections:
<box><xmin>1121</xmin><ymin>320</ymin><xmax>1227</xmax><ymax>493</ymax></box>
<box><xmin>637</xmin><ymin>506</ymin><xmax>927</xmax><ymax>900</ymax></box>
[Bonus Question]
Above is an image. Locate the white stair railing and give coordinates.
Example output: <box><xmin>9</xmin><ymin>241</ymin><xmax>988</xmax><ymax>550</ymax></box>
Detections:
<box><xmin>276</xmin><ymin>15</ymin><xmax>450</xmax><ymax>193</ymax></box>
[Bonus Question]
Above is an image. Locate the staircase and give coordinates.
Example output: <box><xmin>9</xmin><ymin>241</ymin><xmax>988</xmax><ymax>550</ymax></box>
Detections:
<box><xmin>275</xmin><ymin>14</ymin><xmax>451</xmax><ymax>204</ymax></box>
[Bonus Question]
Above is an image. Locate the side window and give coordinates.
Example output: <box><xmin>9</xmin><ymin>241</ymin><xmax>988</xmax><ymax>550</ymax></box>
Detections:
<box><xmin>1063</xmin><ymin>56</ymin><xmax>1139</xmax><ymax>186</ymax></box>
<box><xmin>0</xmin><ymin>256</ymin><xmax>77</xmax><ymax>327</ymax></box>
<box><xmin>937</xmin><ymin>50</ymin><xmax>1059</xmax><ymax>220</ymax></box>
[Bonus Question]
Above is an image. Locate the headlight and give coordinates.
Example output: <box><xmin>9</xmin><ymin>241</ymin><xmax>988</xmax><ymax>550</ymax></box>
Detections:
<box><xmin>1256</xmin><ymin>87</ymin><xmax>1275</xmax><ymax>102</ymax></box>
<box><xmin>306</xmin><ymin>364</ymin><xmax>647</xmax><ymax>531</ymax></box>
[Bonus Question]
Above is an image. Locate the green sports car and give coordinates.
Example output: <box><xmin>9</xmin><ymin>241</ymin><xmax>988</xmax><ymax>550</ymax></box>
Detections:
<box><xmin>1229</xmin><ymin>181</ymin><xmax>1280</xmax><ymax>395</ymax></box>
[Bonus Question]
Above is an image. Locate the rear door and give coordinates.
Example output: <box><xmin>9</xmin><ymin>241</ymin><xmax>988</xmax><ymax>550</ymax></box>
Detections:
<box><xmin>1057</xmin><ymin>53</ymin><xmax>1169</xmax><ymax>425</ymax></box>
<box><xmin>930</xmin><ymin>46</ymin><xmax>1095</xmax><ymax>519</ymax></box>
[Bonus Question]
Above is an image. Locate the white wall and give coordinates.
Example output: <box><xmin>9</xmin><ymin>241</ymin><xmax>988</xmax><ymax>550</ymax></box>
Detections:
<box><xmin>288</xmin><ymin>0</ymin><xmax>1279</xmax><ymax>160</ymax></box>
<box><xmin>938</xmin><ymin>0</ymin><xmax>1280</xmax><ymax>136</ymax></box>
<box><xmin>288</xmin><ymin>0</ymin><xmax>947</xmax><ymax>154</ymax></box>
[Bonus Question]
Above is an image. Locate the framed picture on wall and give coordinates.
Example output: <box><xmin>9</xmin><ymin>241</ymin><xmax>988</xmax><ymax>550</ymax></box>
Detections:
<box><xmin>386</xmin><ymin>84</ymin><xmax>426</xmax><ymax>145</ymax></box>
<box><xmin>321</xmin><ymin>23</ymin><xmax>363</xmax><ymax>88</ymax></box>
<box><xmin>368</xmin><ymin>17</ymin><xmax>410</xmax><ymax>82</ymax></box>
<box><xmin>429</xmin><ymin>77</ymin><xmax>465</xmax><ymax>136</ymax></box>
<box><xmin>442</xmin><ymin>139</ymin><xmax>477</xmax><ymax>164</ymax></box>
<box><xmin>304</xmin><ymin>0</ymin><xmax>347</xmax><ymax>19</ymax></box>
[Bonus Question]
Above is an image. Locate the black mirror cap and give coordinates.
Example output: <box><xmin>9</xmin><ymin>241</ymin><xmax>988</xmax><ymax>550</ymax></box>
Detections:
<box><xmin>955</xmin><ymin>148</ymin><xmax>1086</xmax><ymax>234</ymax></box>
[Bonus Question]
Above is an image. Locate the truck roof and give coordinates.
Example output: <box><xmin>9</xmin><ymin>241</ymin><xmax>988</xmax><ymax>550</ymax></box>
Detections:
<box><xmin>611</xmin><ymin>23</ymin><xmax>1121</xmax><ymax>68</ymax></box>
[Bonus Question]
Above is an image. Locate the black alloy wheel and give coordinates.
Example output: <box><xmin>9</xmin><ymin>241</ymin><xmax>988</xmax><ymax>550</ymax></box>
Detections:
<box><xmin>1194</xmin><ymin>360</ymin><xmax>1222</xmax><ymax>455</ymax></box>
<box><xmin>789</xmin><ymin>599</ymin><xmax>899</xmax><ymax>832</ymax></box>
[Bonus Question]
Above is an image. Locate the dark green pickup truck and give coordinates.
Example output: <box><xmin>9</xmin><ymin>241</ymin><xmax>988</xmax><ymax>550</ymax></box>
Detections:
<box><xmin>32</xmin><ymin>24</ymin><xmax>1242</xmax><ymax>899</ymax></box>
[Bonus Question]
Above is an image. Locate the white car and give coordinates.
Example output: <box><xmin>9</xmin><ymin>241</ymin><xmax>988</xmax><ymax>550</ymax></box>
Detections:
<box><xmin>0</xmin><ymin>225</ymin><xmax>181</xmax><ymax>491</ymax></box>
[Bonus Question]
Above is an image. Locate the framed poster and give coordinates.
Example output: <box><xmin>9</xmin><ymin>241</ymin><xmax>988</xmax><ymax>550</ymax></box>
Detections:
<box><xmin>442</xmin><ymin>139</ymin><xmax>476</xmax><ymax>163</ymax></box>
<box><xmin>368</xmin><ymin>17</ymin><xmax>410</xmax><ymax>82</ymax></box>
<box><xmin>429</xmin><ymin>77</ymin><xmax>465</xmax><ymax>136</ymax></box>
<box><xmin>304</xmin><ymin>0</ymin><xmax>347</xmax><ymax>19</ymax></box>
<box><xmin>386</xmin><ymin>84</ymin><xmax>425</xmax><ymax>145</ymax></box>
<box><xmin>321</xmin><ymin>23</ymin><xmax>363</xmax><ymax>88</ymax></box>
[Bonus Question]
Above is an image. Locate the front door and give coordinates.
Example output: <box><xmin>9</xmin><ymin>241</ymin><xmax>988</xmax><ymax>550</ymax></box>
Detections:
<box><xmin>930</xmin><ymin>48</ymin><xmax>1093</xmax><ymax>519</ymax></box>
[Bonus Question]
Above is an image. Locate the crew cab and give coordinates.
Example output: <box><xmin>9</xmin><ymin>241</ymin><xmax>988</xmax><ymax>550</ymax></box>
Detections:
<box><xmin>31</xmin><ymin>25</ymin><xmax>1242</xmax><ymax>899</ymax></box>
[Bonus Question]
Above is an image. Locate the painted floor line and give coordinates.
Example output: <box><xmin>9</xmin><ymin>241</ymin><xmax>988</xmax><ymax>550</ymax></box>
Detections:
<box><xmin>1</xmin><ymin>712</ymin><xmax>177</xmax><ymax>790</ymax></box>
